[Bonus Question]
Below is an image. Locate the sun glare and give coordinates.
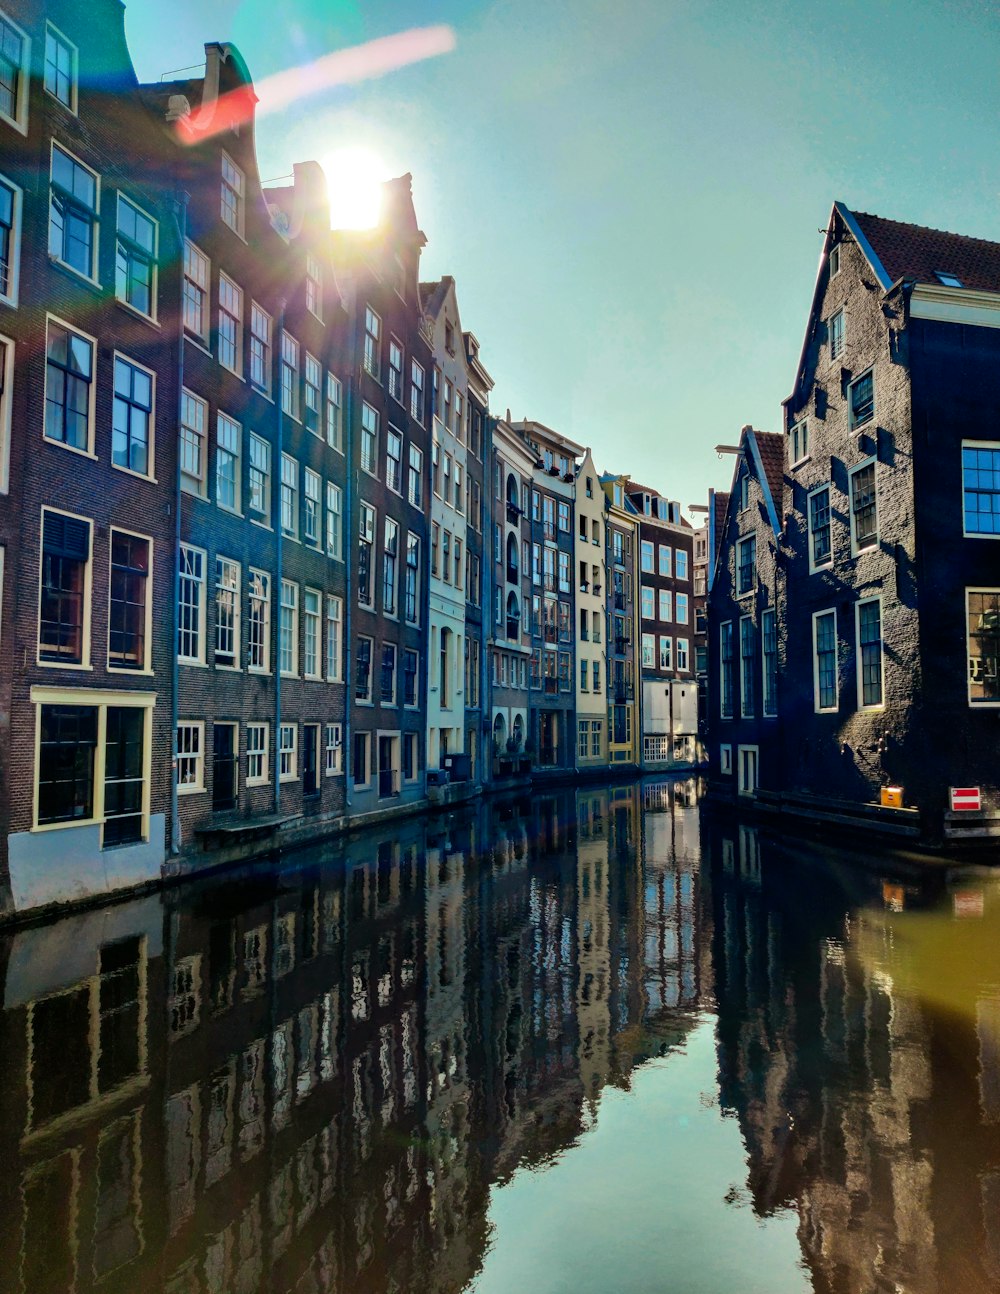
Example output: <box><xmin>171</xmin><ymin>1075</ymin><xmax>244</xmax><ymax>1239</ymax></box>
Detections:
<box><xmin>323</xmin><ymin>147</ymin><xmax>389</xmax><ymax>230</ymax></box>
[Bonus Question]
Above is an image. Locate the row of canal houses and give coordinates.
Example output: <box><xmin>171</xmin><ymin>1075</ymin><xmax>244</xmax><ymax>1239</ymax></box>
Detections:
<box><xmin>708</xmin><ymin>200</ymin><xmax>1000</xmax><ymax>845</ymax></box>
<box><xmin>0</xmin><ymin>1</ymin><xmax>701</xmax><ymax>918</ymax></box>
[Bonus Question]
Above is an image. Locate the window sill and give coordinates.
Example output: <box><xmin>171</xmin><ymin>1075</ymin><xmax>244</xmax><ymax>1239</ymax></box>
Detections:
<box><xmin>249</xmin><ymin>516</ymin><xmax>273</xmax><ymax>531</ymax></box>
<box><xmin>279</xmin><ymin>773</ymin><xmax>297</xmax><ymax>784</ymax></box>
<box><xmin>114</xmin><ymin>298</ymin><xmax>160</xmax><ymax>329</ymax></box>
<box><xmin>249</xmin><ymin>384</ymin><xmax>274</xmax><ymax>403</ymax></box>
<box><xmin>36</xmin><ymin>659</ymin><xmax>92</xmax><ymax>671</ymax></box>
<box><xmin>184</xmin><ymin>334</ymin><xmax>213</xmax><ymax>358</ymax></box>
<box><xmin>217</xmin><ymin>503</ymin><xmax>243</xmax><ymax>519</ymax></box>
<box><xmin>177</xmin><ymin>785</ymin><xmax>206</xmax><ymax>797</ymax></box>
<box><xmin>246</xmin><ymin>777</ymin><xmax>270</xmax><ymax>788</ymax></box>
<box><xmin>112</xmin><ymin>463</ymin><xmax>157</xmax><ymax>485</ymax></box>
<box><xmin>49</xmin><ymin>255</ymin><xmax>101</xmax><ymax>292</ymax></box>
<box><xmin>215</xmin><ymin>664</ymin><xmax>241</xmax><ymax>673</ymax></box>
<box><xmin>45</xmin><ymin>438</ymin><xmax>97</xmax><ymax>462</ymax></box>
<box><xmin>179</xmin><ymin>659</ymin><xmax>208</xmax><ymax>668</ymax></box>
<box><xmin>107</xmin><ymin>666</ymin><xmax>154</xmax><ymax>677</ymax></box>
<box><xmin>248</xmin><ymin>667</ymin><xmax>272</xmax><ymax>676</ymax></box>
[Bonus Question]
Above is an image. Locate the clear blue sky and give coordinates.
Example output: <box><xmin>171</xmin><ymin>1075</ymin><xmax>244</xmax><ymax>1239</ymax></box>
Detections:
<box><xmin>125</xmin><ymin>0</ymin><xmax>1000</xmax><ymax>511</ymax></box>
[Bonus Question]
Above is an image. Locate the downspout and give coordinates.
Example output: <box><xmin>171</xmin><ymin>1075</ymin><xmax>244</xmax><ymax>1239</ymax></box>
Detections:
<box><xmin>169</xmin><ymin>189</ymin><xmax>189</xmax><ymax>857</ymax></box>
<box><xmin>274</xmin><ymin>299</ymin><xmax>286</xmax><ymax>816</ymax></box>
<box><xmin>342</xmin><ymin>292</ymin><xmax>357</xmax><ymax>816</ymax></box>
<box><xmin>482</xmin><ymin>416</ymin><xmax>494</xmax><ymax>785</ymax></box>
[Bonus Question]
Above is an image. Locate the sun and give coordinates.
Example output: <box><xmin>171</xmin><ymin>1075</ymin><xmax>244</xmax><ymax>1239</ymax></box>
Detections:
<box><xmin>322</xmin><ymin>146</ymin><xmax>389</xmax><ymax>230</ymax></box>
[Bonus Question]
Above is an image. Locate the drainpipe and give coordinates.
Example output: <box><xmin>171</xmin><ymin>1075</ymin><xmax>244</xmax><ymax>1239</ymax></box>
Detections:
<box><xmin>342</xmin><ymin>291</ymin><xmax>357</xmax><ymax>816</ymax></box>
<box><xmin>169</xmin><ymin>190</ymin><xmax>189</xmax><ymax>857</ymax></box>
<box><xmin>483</xmin><ymin>416</ymin><xmax>494</xmax><ymax>785</ymax></box>
<box><xmin>274</xmin><ymin>298</ymin><xmax>286</xmax><ymax>816</ymax></box>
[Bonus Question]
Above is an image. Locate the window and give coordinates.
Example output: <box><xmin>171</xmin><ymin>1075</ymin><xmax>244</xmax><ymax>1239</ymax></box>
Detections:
<box><xmin>363</xmin><ymin>306</ymin><xmax>380</xmax><ymax>378</ymax></box>
<box><xmin>808</xmin><ymin>485</ymin><xmax>832</xmax><ymax>570</ymax></box>
<box><xmin>326</xmin><ymin>482</ymin><xmax>343</xmax><ymax>560</ymax></box>
<box><xmin>738</xmin><ymin>472</ymin><xmax>750</xmax><ymax>512</ymax></box>
<box><xmin>403</xmin><ymin>648</ymin><xmax>418</xmax><ymax>706</ymax></box>
<box><xmin>279</xmin><ymin>580</ymin><xmax>298</xmax><ymax>676</ymax></box>
<box><xmin>849</xmin><ymin>370</ymin><xmax>874</xmax><ymax>429</ymax></box>
<box><xmin>580</xmin><ymin>659</ymin><xmax>589</xmax><ymax>691</ymax></box>
<box><xmin>410</xmin><ymin>359</ymin><xmax>424</xmax><ymax>423</ymax></box>
<box><xmin>178</xmin><ymin>544</ymin><xmax>206</xmax><ymax>663</ymax></box>
<box><xmin>215</xmin><ymin>412</ymin><xmax>241</xmax><ymax>511</ymax></box>
<box><xmin>220</xmin><ymin>153</ymin><xmax>244</xmax><ymax>237</ymax></box>
<box><xmin>45</xmin><ymin>319</ymin><xmax>93</xmax><ymax>453</ymax></box>
<box><xmin>355</xmin><ymin>636</ymin><xmax>373</xmax><ymax>702</ymax></box>
<box><xmin>380</xmin><ymin>642</ymin><xmax>397</xmax><ymax>704</ymax></box>
<box><xmin>303</xmin><ymin>588</ymin><xmax>321</xmax><ymax>678</ymax></box>
<box><xmin>676</xmin><ymin>593</ymin><xmax>689</xmax><ymax>624</ymax></box>
<box><xmin>659</xmin><ymin>635</ymin><xmax>672</xmax><ymax>669</ymax></box>
<box><xmin>829</xmin><ymin>308</ymin><xmax>844</xmax><ymax>360</ymax></box>
<box><xmin>281</xmin><ymin>333</ymin><xmax>299</xmax><ymax>419</ymax></box>
<box><xmin>936</xmin><ymin>270</ymin><xmax>962</xmax><ymax>287</ymax></box>
<box><xmin>388</xmin><ymin>339</ymin><xmax>403</xmax><ymax>402</ymax></box>
<box><xmin>856</xmin><ymin>597</ymin><xmax>883</xmax><ymax>709</ymax></box>
<box><xmin>738</xmin><ymin>746</ymin><xmax>759</xmax><ymax>797</ymax></box>
<box><xmin>676</xmin><ymin>550</ymin><xmax>688</xmax><ymax>580</ymax></box>
<box><xmin>558</xmin><ymin>551</ymin><xmax>570</xmax><ymax>594</ymax></box>
<box><xmin>247</xmin><ymin>723</ymin><xmax>268</xmax><ymax>785</ymax></box>
<box><xmin>218</xmin><ymin>274</ymin><xmax>242</xmax><ymax>374</ymax></box>
<box><xmin>737</xmin><ymin>536</ymin><xmax>756</xmax><ymax>595</ymax></box>
<box><xmin>676</xmin><ymin>638</ymin><xmax>689</xmax><ymax>671</ymax></box>
<box><xmin>352</xmin><ymin>732</ymin><xmax>370</xmax><ymax>787</ymax></box>
<box><xmin>740</xmin><ymin>616</ymin><xmax>755</xmax><ymax>717</ymax></box>
<box><xmin>326</xmin><ymin>373</ymin><xmax>343</xmax><ymax>450</ymax></box>
<box><xmin>358</xmin><ymin>503</ymin><xmax>375</xmax><ymax>607</ymax></box>
<box><xmin>115</xmin><ymin>196</ymin><xmax>156</xmax><ymax>318</ymax></box>
<box><xmin>214</xmin><ymin>557</ymin><xmax>240</xmax><ymax>668</ymax></box>
<box><xmin>305</xmin><ymin>253</ymin><xmax>322</xmax><ymax>319</ymax></box>
<box><xmin>279</xmin><ymin>724</ymin><xmax>297</xmax><ymax>780</ymax></box>
<box><xmin>829</xmin><ymin>244</ymin><xmax>841</xmax><ymax>277</ymax></box>
<box><xmin>849</xmin><ymin>459</ymin><xmax>877</xmax><ymax>552</ymax></box>
<box><xmin>183</xmin><ymin>241</ymin><xmax>210</xmax><ymax>340</ymax></box>
<box><xmin>762</xmin><ymin>608</ymin><xmax>777</xmax><ymax>717</ymax></box>
<box><xmin>405</xmin><ymin>447</ymin><xmax>423</xmax><ymax>513</ymax></box>
<box><xmin>962</xmin><ymin>442</ymin><xmax>1000</xmax><ymax>536</ymax></box>
<box><xmin>641</xmin><ymin>632</ymin><xmax>655</xmax><ymax>667</ymax></box>
<box><xmin>0</xmin><ymin>12</ymin><xmax>28</xmax><ymax>130</ymax></box>
<box><xmin>304</xmin><ymin>468</ymin><xmax>320</xmax><ymax>547</ymax></box>
<box><xmin>455</xmin><ymin>461</ymin><xmax>464</xmax><ymax>512</ymax></box>
<box><xmin>247</xmin><ymin>570</ymin><xmax>270</xmax><ymax>672</ymax></box>
<box><xmin>304</xmin><ymin>354</ymin><xmax>321</xmax><ymax>434</ymax></box>
<box><xmin>326</xmin><ymin>596</ymin><xmax>342</xmax><ymax>681</ymax></box>
<box><xmin>657</xmin><ymin>544</ymin><xmax>671</xmax><ymax>577</ymax></box>
<box><xmin>383</xmin><ymin>518</ymin><xmax>398</xmax><ymax>614</ymax></box>
<box><xmin>49</xmin><ymin>145</ymin><xmax>98</xmax><ymax>279</ymax></box>
<box><xmin>967</xmin><ymin>589</ymin><xmax>1000</xmax><ymax>706</ymax></box>
<box><xmin>558</xmin><ymin>501</ymin><xmax>571</xmax><ymax>533</ymax></box>
<box><xmin>720</xmin><ymin>744</ymin><xmax>732</xmax><ymax>775</ymax></box>
<box><xmin>720</xmin><ymin>621</ymin><xmax>734</xmax><ymax>718</ymax></box>
<box><xmin>385</xmin><ymin>428</ymin><xmax>403</xmax><ymax>494</ymax></box>
<box><xmin>658</xmin><ymin>589</ymin><xmax>671</xmax><ymax>622</ymax></box>
<box><xmin>39</xmin><ymin>510</ymin><xmax>90</xmax><ymax>664</ymax></box>
<box><xmin>248</xmin><ymin>433</ymin><xmax>270</xmax><ymax>519</ymax></box>
<box><xmin>813</xmin><ymin>609</ymin><xmax>838</xmax><ymax>712</ymax></box>
<box><xmin>641</xmin><ymin>586</ymin><xmax>654</xmax><ymax>619</ymax></box>
<box><xmin>280</xmin><ymin>454</ymin><xmax>298</xmax><ymax>538</ymax></box>
<box><xmin>640</xmin><ymin>540</ymin><xmax>654</xmax><ymax>573</ymax></box>
<box><xmin>112</xmin><ymin>356</ymin><xmax>153</xmax><ymax>477</ymax></box>
<box><xmin>108</xmin><ymin>531</ymin><xmax>149</xmax><ymax>671</ymax></box>
<box><xmin>176</xmin><ymin>722</ymin><xmax>204</xmax><ymax>793</ymax></box>
<box><xmin>249</xmin><ymin>303</ymin><xmax>271</xmax><ymax>392</ymax></box>
<box><xmin>578</xmin><ymin>720</ymin><xmax>590</xmax><ymax>760</ymax></box>
<box><xmin>325</xmin><ymin>723</ymin><xmax>342</xmax><ymax>775</ymax></box>
<box><xmin>361</xmin><ymin>402</ymin><xmax>378</xmax><ymax>475</ymax></box>
<box><xmin>405</xmin><ymin>533</ymin><xmax>420</xmax><ymax>624</ymax></box>
<box><xmin>789</xmin><ymin>419</ymin><xmax>808</xmax><ymax>465</ymax></box>
<box><xmin>0</xmin><ymin>173</ymin><xmax>19</xmax><ymax>304</ymax></box>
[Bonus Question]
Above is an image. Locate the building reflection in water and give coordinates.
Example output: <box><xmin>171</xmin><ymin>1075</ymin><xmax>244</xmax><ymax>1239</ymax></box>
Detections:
<box><xmin>0</xmin><ymin>778</ymin><xmax>707</xmax><ymax>1294</ymax></box>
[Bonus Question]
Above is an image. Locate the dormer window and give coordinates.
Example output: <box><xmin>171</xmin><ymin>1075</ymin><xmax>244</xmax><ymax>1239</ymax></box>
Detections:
<box><xmin>935</xmin><ymin>270</ymin><xmax>963</xmax><ymax>287</ymax></box>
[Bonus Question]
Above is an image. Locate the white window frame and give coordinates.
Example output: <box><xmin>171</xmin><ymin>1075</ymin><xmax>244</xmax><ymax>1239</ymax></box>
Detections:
<box><xmin>848</xmin><ymin>456</ymin><xmax>878</xmax><ymax>555</ymax></box>
<box><xmin>807</xmin><ymin>483</ymin><xmax>833</xmax><ymax>574</ymax></box>
<box><xmin>214</xmin><ymin>555</ymin><xmax>241</xmax><ymax>670</ymax></box>
<box><xmin>220</xmin><ymin>151</ymin><xmax>245</xmax><ymax>238</ymax></box>
<box><xmin>361</xmin><ymin>401</ymin><xmax>379</xmax><ymax>477</ymax></box>
<box><xmin>177</xmin><ymin>720</ymin><xmax>205</xmax><ymax>794</ymax></box>
<box><xmin>761</xmin><ymin>607</ymin><xmax>777</xmax><ymax>718</ymax></box>
<box><xmin>281</xmin><ymin>332</ymin><xmax>299</xmax><ymax>421</ymax></box>
<box><xmin>812</xmin><ymin>608</ymin><xmax>839</xmax><ymax>713</ymax></box>
<box><xmin>303</xmin><ymin>587</ymin><xmax>322</xmax><ymax>679</ymax></box>
<box><xmin>279</xmin><ymin>723</ymin><xmax>297</xmax><ymax>781</ymax></box>
<box><xmin>0</xmin><ymin>169</ymin><xmax>21</xmax><ymax>309</ymax></box>
<box><xmin>848</xmin><ymin>367</ymin><xmax>875</xmax><ymax>431</ymax></box>
<box><xmin>720</xmin><ymin>743</ymin><xmax>732</xmax><ymax>775</ymax></box>
<box><xmin>49</xmin><ymin>142</ymin><xmax>100</xmax><ymax>284</ymax></box>
<box><xmin>183</xmin><ymin>240</ymin><xmax>210</xmax><ymax>343</ymax></box>
<box><xmin>363</xmin><ymin>305</ymin><xmax>381</xmax><ymax>378</ymax></box>
<box><xmin>280</xmin><ymin>453</ymin><xmax>298</xmax><ymax>539</ymax></box>
<box><xmin>44</xmin><ymin>313</ymin><xmax>97</xmax><ymax>458</ymax></box>
<box><xmin>279</xmin><ymin>579</ymin><xmax>299</xmax><ymax>677</ymax></box>
<box><xmin>326</xmin><ymin>481</ymin><xmax>343</xmax><ymax>560</ymax></box>
<box><xmin>248</xmin><ymin>432</ymin><xmax>271</xmax><ymax>522</ymax></box>
<box><xmin>115</xmin><ymin>193</ymin><xmax>158</xmax><ymax>321</ymax></box>
<box><xmin>855</xmin><ymin>595</ymin><xmax>884</xmax><ymax>711</ymax></box>
<box><xmin>0</xmin><ymin>332</ymin><xmax>12</xmax><ymax>492</ymax></box>
<box><xmin>247</xmin><ymin>568</ymin><xmax>271</xmax><ymax>673</ymax></box>
<box><xmin>737</xmin><ymin>745</ymin><xmax>759</xmax><ymax>797</ymax></box>
<box><xmin>111</xmin><ymin>350</ymin><xmax>155</xmax><ymax>480</ymax></box>
<box><xmin>217</xmin><ymin>272</ymin><xmax>243</xmax><ymax>376</ymax></box>
<box><xmin>304</xmin><ymin>352</ymin><xmax>322</xmax><ymax>436</ymax></box>
<box><xmin>249</xmin><ymin>301</ymin><xmax>271</xmax><ymax>393</ymax></box>
<box><xmin>325</xmin><ymin>723</ymin><xmax>342</xmax><ymax>776</ymax></box>
<box><xmin>326</xmin><ymin>372</ymin><xmax>343</xmax><ymax>450</ymax></box>
<box><xmin>788</xmin><ymin>418</ymin><xmax>809</xmax><ymax>467</ymax></box>
<box><xmin>676</xmin><ymin>637</ymin><xmax>689</xmax><ymax>671</ymax></box>
<box><xmin>178</xmin><ymin>542</ymin><xmax>207</xmax><ymax>665</ymax></box>
<box><xmin>0</xmin><ymin>10</ymin><xmax>30</xmax><ymax>134</ymax></box>
<box><xmin>967</xmin><ymin>587</ymin><xmax>1000</xmax><ymax>708</ymax></box>
<box><xmin>829</xmin><ymin>308</ymin><xmax>845</xmax><ymax>361</ymax></box>
<box><xmin>303</xmin><ymin>467</ymin><xmax>321</xmax><ymax>548</ymax></box>
<box><xmin>305</xmin><ymin>253</ymin><xmax>323</xmax><ymax>321</ymax></box>
<box><xmin>215</xmin><ymin>411</ymin><xmax>241</xmax><ymax>513</ymax></box>
<box><xmin>326</xmin><ymin>595</ymin><xmax>342</xmax><ymax>682</ymax></box>
<box><xmin>246</xmin><ymin>722</ymin><xmax>269</xmax><ymax>786</ymax></box>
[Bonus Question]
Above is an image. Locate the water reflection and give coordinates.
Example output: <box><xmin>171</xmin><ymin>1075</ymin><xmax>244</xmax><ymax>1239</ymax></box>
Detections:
<box><xmin>3</xmin><ymin>786</ymin><xmax>1000</xmax><ymax>1292</ymax></box>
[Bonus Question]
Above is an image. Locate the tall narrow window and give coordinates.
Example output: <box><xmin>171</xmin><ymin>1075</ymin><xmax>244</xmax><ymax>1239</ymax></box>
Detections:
<box><xmin>179</xmin><ymin>389</ymin><xmax>207</xmax><ymax>496</ymax></box>
<box><xmin>177</xmin><ymin>544</ymin><xmax>205</xmax><ymax>663</ymax></box>
<box><xmin>363</xmin><ymin>306</ymin><xmax>380</xmax><ymax>378</ymax></box>
<box><xmin>967</xmin><ymin>589</ymin><xmax>1000</xmax><ymax>706</ymax></box>
<box><xmin>856</xmin><ymin>598</ymin><xmax>883</xmax><ymax>708</ymax></box>
<box><xmin>326</xmin><ymin>482</ymin><xmax>343</xmax><ymax>559</ymax></box>
<box><xmin>410</xmin><ymin>360</ymin><xmax>424</xmax><ymax>423</ymax></box>
<box><xmin>112</xmin><ymin>356</ymin><xmax>153</xmax><ymax>477</ymax></box>
<box><xmin>739</xmin><ymin>615</ymin><xmax>755</xmax><ymax>717</ymax></box>
<box><xmin>408</xmin><ymin>444</ymin><xmax>423</xmax><ymax>507</ymax></box>
<box><xmin>45</xmin><ymin>321</ymin><xmax>93</xmax><ymax>452</ymax></box>
<box><xmin>849</xmin><ymin>370</ymin><xmax>874</xmax><ymax>429</ymax></box>
<box><xmin>361</xmin><ymin>402</ymin><xmax>378</xmax><ymax>475</ymax></box>
<box><xmin>109</xmin><ymin>531</ymin><xmax>148</xmax><ymax>670</ymax></box>
<box><xmin>303</xmin><ymin>588</ymin><xmax>321</xmax><ymax>678</ymax></box>
<box><xmin>279</xmin><ymin>579</ymin><xmax>298</xmax><ymax>676</ymax></box>
<box><xmin>813</xmin><ymin>610</ymin><xmax>838</xmax><ymax>711</ymax></box>
<box><xmin>720</xmin><ymin>620</ymin><xmax>734</xmax><ymax>719</ymax></box>
<box><xmin>304</xmin><ymin>469</ymin><xmax>320</xmax><ymax>547</ymax></box>
<box><xmin>249</xmin><ymin>302</ymin><xmax>271</xmax><ymax>392</ymax></box>
<box><xmin>405</xmin><ymin>533</ymin><xmax>419</xmax><ymax>624</ymax></box>
<box><xmin>280</xmin><ymin>454</ymin><xmax>298</xmax><ymax>538</ymax></box>
<box><xmin>808</xmin><ymin>485</ymin><xmax>832</xmax><ymax>570</ymax></box>
<box><xmin>0</xmin><ymin>13</ymin><xmax>28</xmax><ymax>129</ymax></box>
<box><xmin>247</xmin><ymin>570</ymin><xmax>270</xmax><ymax>671</ymax></box>
<box><xmin>103</xmin><ymin>708</ymin><xmax>145</xmax><ymax>844</ymax></box>
<box><xmin>829</xmin><ymin>308</ymin><xmax>844</xmax><ymax>360</ymax></box>
<box><xmin>115</xmin><ymin>196</ymin><xmax>156</xmax><ymax>318</ymax></box>
<box><xmin>849</xmin><ymin>460</ymin><xmax>877</xmax><ymax>552</ymax></box>
<box><xmin>304</xmin><ymin>354</ymin><xmax>321</xmax><ymax>433</ymax></box>
<box><xmin>403</xmin><ymin>649</ymin><xmax>418</xmax><ymax>706</ymax></box>
<box><xmin>386</xmin><ymin>428</ymin><xmax>402</xmax><ymax>493</ymax></box>
<box><xmin>220</xmin><ymin>152</ymin><xmax>244</xmax><ymax>236</ymax></box>
<box><xmin>214</xmin><ymin>557</ymin><xmax>240</xmax><ymax>668</ymax></box>
<box><xmin>737</xmin><ymin>535</ymin><xmax>756</xmax><ymax>595</ymax></box>
<box><xmin>789</xmin><ymin>420</ymin><xmax>808</xmax><ymax>466</ymax></box>
<box><xmin>325</xmin><ymin>373</ymin><xmax>343</xmax><ymax>450</ymax></box>
<box><xmin>383</xmin><ymin>518</ymin><xmax>398</xmax><ymax>615</ymax></box>
<box><xmin>38</xmin><ymin>705</ymin><xmax>98</xmax><ymax>824</ymax></box>
<box><xmin>215</xmin><ymin>413</ymin><xmax>241</xmax><ymax>512</ymax></box>
<box><xmin>281</xmin><ymin>333</ymin><xmax>299</xmax><ymax>419</ymax></box>
<box><xmin>326</xmin><ymin>596</ymin><xmax>342</xmax><ymax>681</ymax></box>
<box><xmin>305</xmin><ymin>253</ymin><xmax>322</xmax><ymax>319</ymax></box>
<box><xmin>40</xmin><ymin>510</ymin><xmax>90</xmax><ymax>664</ymax></box>
<box><xmin>358</xmin><ymin>503</ymin><xmax>375</xmax><ymax>608</ymax></box>
<box><xmin>762</xmin><ymin>608</ymin><xmax>777</xmax><ymax>716</ymax></box>
<box><xmin>381</xmin><ymin>643</ymin><xmax>397</xmax><ymax>704</ymax></box>
<box><xmin>182</xmin><ymin>241</ymin><xmax>210</xmax><ymax>341</ymax></box>
<box><xmin>218</xmin><ymin>274</ymin><xmax>242</xmax><ymax>374</ymax></box>
<box><xmin>247</xmin><ymin>723</ymin><xmax>268</xmax><ymax>784</ymax></box>
<box><xmin>248</xmin><ymin>433</ymin><xmax>270</xmax><ymax>519</ymax></box>
<box><xmin>49</xmin><ymin>145</ymin><xmax>98</xmax><ymax>279</ymax></box>
<box><xmin>0</xmin><ymin>174</ymin><xmax>19</xmax><ymax>304</ymax></box>
<box><xmin>279</xmin><ymin>725</ymin><xmax>297</xmax><ymax>779</ymax></box>
<box><xmin>355</xmin><ymin>637</ymin><xmax>372</xmax><ymax>701</ymax></box>
<box><xmin>388</xmin><ymin>339</ymin><xmax>403</xmax><ymax>402</ymax></box>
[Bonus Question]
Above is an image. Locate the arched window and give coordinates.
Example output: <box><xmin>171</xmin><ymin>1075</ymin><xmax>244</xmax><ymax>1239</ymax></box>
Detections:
<box><xmin>493</xmin><ymin>712</ymin><xmax>507</xmax><ymax>752</ymax></box>
<box><xmin>506</xmin><ymin>590</ymin><xmax>520</xmax><ymax>641</ymax></box>
<box><xmin>506</xmin><ymin>533</ymin><xmax>519</xmax><ymax>584</ymax></box>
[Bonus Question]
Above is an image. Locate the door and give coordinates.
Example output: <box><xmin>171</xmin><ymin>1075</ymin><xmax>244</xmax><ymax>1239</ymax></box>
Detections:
<box><xmin>303</xmin><ymin>724</ymin><xmax>319</xmax><ymax>797</ymax></box>
<box><xmin>378</xmin><ymin>735</ymin><xmax>398</xmax><ymax>798</ymax></box>
<box><xmin>213</xmin><ymin>723</ymin><xmax>237</xmax><ymax>812</ymax></box>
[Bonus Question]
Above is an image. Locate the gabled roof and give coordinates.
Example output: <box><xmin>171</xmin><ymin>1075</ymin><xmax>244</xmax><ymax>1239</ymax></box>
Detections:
<box><xmin>853</xmin><ymin>210</ymin><xmax>1000</xmax><ymax>294</ymax></box>
<box><xmin>419</xmin><ymin>277</ymin><xmax>451</xmax><ymax>317</ymax></box>
<box><xmin>708</xmin><ymin>427</ymin><xmax>781</xmax><ymax>592</ymax></box>
<box><xmin>754</xmin><ymin>432</ymin><xmax>785</xmax><ymax>519</ymax></box>
<box><xmin>706</xmin><ymin>490</ymin><xmax>729</xmax><ymax>594</ymax></box>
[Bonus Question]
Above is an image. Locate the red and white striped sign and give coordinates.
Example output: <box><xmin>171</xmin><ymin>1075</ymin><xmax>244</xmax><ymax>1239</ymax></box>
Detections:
<box><xmin>950</xmin><ymin>787</ymin><xmax>982</xmax><ymax>812</ymax></box>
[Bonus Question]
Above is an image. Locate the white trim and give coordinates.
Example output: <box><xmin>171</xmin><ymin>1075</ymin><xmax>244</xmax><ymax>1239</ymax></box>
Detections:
<box><xmin>966</xmin><ymin>586</ymin><xmax>1000</xmax><ymax>708</ymax></box>
<box><xmin>848</xmin><ymin>456</ymin><xmax>878</xmax><ymax>556</ymax></box>
<box><xmin>807</xmin><ymin>482</ymin><xmax>833</xmax><ymax>574</ymax></box>
<box><xmin>720</xmin><ymin>743</ymin><xmax>732</xmax><ymax>775</ymax></box>
<box><xmin>812</xmin><ymin>608</ymin><xmax>839</xmax><ymax>713</ymax></box>
<box><xmin>737</xmin><ymin>745</ymin><xmax>759</xmax><ymax>797</ymax></box>
<box><xmin>961</xmin><ymin>439</ymin><xmax>1000</xmax><ymax>540</ymax></box>
<box><xmin>0</xmin><ymin>7</ymin><xmax>29</xmax><ymax>134</ymax></box>
<box><xmin>0</xmin><ymin>169</ymin><xmax>22</xmax><ymax>308</ymax></box>
<box><xmin>43</xmin><ymin>22</ymin><xmax>78</xmax><ymax>114</ymax></box>
<box><xmin>48</xmin><ymin>139</ymin><xmax>100</xmax><ymax>284</ymax></box>
<box><xmin>911</xmin><ymin>283</ymin><xmax>1000</xmax><ymax>331</ymax></box>
<box><xmin>854</xmin><ymin>595</ymin><xmax>884</xmax><ymax>711</ymax></box>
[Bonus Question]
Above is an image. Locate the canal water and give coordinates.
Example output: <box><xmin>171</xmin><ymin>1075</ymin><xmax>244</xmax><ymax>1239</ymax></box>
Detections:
<box><xmin>1</xmin><ymin>777</ymin><xmax>998</xmax><ymax>1293</ymax></box>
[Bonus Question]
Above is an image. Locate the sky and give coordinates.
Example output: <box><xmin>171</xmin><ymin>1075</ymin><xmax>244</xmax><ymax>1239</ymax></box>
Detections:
<box><xmin>125</xmin><ymin>0</ymin><xmax>1000</xmax><ymax>512</ymax></box>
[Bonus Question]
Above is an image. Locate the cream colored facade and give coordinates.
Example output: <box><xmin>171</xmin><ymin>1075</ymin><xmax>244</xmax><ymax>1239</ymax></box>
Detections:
<box><xmin>574</xmin><ymin>450</ymin><xmax>607</xmax><ymax>769</ymax></box>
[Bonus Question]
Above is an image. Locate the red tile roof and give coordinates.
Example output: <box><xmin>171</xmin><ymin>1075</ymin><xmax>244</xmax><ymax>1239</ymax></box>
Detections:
<box><xmin>753</xmin><ymin>431</ymin><xmax>785</xmax><ymax>516</ymax></box>
<box><xmin>852</xmin><ymin>211</ymin><xmax>1000</xmax><ymax>293</ymax></box>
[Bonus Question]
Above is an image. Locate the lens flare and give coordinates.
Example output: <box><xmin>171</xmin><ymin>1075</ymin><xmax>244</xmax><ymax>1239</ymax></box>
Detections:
<box><xmin>321</xmin><ymin>146</ymin><xmax>390</xmax><ymax>230</ymax></box>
